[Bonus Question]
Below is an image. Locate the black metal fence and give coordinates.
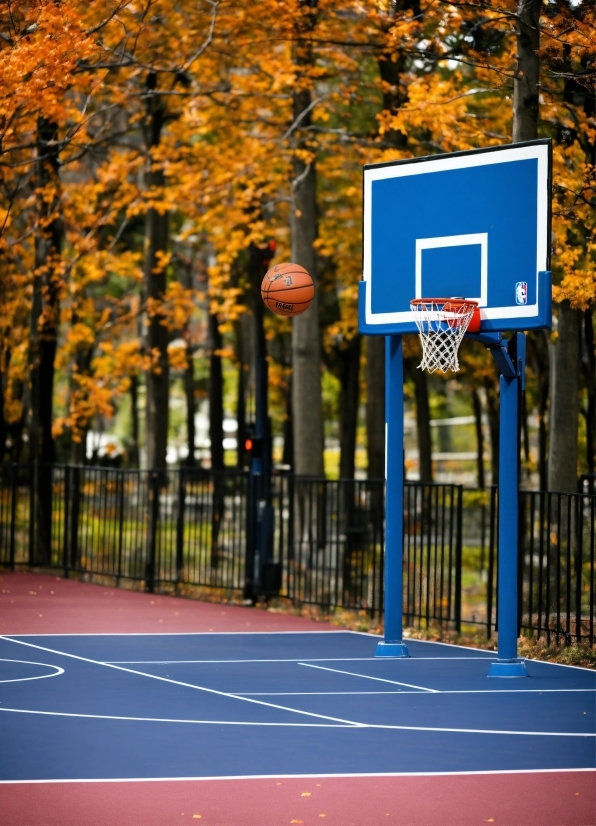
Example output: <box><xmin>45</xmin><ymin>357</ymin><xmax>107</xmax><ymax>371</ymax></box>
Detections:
<box><xmin>455</xmin><ymin>485</ymin><xmax>596</xmax><ymax>645</ymax></box>
<box><xmin>519</xmin><ymin>491</ymin><xmax>596</xmax><ymax>645</ymax></box>
<box><xmin>0</xmin><ymin>463</ymin><xmax>594</xmax><ymax>644</ymax></box>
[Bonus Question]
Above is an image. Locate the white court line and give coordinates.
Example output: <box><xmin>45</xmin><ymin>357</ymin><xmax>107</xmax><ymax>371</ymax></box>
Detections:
<box><xmin>298</xmin><ymin>662</ymin><xmax>438</xmax><ymax>692</ymax></box>
<box><xmin>0</xmin><ymin>708</ymin><xmax>350</xmax><ymax>727</ymax></box>
<box><xmin>11</xmin><ymin>628</ymin><xmax>584</xmax><ymax>672</ymax></box>
<box><xmin>104</xmin><ymin>656</ymin><xmax>498</xmax><ymax>664</ymax></box>
<box><xmin>0</xmin><ymin>636</ymin><xmax>364</xmax><ymax>729</ymax></box>
<box><xmin>2</xmin><ymin>767</ymin><xmax>594</xmax><ymax>784</ymax></box>
<box><xmin>0</xmin><ymin>705</ymin><xmax>592</xmax><ymax>737</ymax></box>
<box><xmin>363</xmin><ymin>723</ymin><xmax>595</xmax><ymax>737</ymax></box>
<box><xmin>0</xmin><ymin>659</ymin><xmax>64</xmax><ymax>684</ymax></box>
<box><xmin>2</xmin><ymin>636</ymin><xmax>593</xmax><ymax>740</ymax></box>
<box><xmin>236</xmin><ymin>689</ymin><xmax>596</xmax><ymax>696</ymax></box>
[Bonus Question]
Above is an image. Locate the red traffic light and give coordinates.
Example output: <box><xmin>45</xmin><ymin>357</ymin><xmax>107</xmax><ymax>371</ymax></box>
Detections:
<box><xmin>244</xmin><ymin>437</ymin><xmax>253</xmax><ymax>453</ymax></box>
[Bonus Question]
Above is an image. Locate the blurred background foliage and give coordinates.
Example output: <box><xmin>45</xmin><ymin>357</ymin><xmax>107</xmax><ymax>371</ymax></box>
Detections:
<box><xmin>0</xmin><ymin>0</ymin><xmax>594</xmax><ymax>488</ymax></box>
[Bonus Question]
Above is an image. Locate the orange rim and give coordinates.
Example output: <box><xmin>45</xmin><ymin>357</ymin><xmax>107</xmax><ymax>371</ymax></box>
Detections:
<box><xmin>410</xmin><ymin>298</ymin><xmax>479</xmax><ymax>308</ymax></box>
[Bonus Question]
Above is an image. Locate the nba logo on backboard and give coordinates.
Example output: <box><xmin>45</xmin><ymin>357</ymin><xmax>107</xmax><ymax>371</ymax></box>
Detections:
<box><xmin>515</xmin><ymin>282</ymin><xmax>528</xmax><ymax>305</ymax></box>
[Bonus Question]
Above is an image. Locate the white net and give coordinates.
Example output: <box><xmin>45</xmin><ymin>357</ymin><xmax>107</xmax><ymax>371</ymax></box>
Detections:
<box><xmin>410</xmin><ymin>299</ymin><xmax>477</xmax><ymax>374</ymax></box>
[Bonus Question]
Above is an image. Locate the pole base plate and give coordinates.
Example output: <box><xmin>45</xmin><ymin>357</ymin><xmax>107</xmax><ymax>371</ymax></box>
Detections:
<box><xmin>375</xmin><ymin>641</ymin><xmax>410</xmax><ymax>658</ymax></box>
<box><xmin>487</xmin><ymin>659</ymin><xmax>528</xmax><ymax>678</ymax></box>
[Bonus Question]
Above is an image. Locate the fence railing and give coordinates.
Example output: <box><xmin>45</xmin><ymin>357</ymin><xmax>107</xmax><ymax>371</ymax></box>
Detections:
<box><xmin>0</xmin><ymin>463</ymin><xmax>594</xmax><ymax>645</ymax></box>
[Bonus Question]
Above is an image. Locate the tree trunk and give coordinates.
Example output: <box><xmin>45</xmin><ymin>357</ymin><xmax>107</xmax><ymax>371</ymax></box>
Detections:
<box><xmin>209</xmin><ymin>312</ymin><xmax>224</xmax><ymax>472</ymax></box>
<box><xmin>180</xmin><ymin>260</ymin><xmax>196</xmax><ymax>468</ymax></box>
<box><xmin>548</xmin><ymin>301</ymin><xmax>580</xmax><ymax>492</ymax></box>
<box><xmin>290</xmin><ymin>142</ymin><xmax>324</xmax><ymax>477</ymax></box>
<box><xmin>511</xmin><ymin>0</ymin><xmax>567</xmax><ymax>493</ymax></box>
<box><xmin>143</xmin><ymin>73</ymin><xmax>170</xmax><ymax>471</ymax></box>
<box><xmin>527</xmin><ymin>330</ymin><xmax>550</xmax><ymax>490</ymax></box>
<box><xmin>409</xmin><ymin>363</ymin><xmax>433</xmax><ymax>482</ymax></box>
<box><xmin>0</xmin><ymin>366</ymin><xmax>7</xmax><ymax>463</ymax></box>
<box><xmin>238</xmin><ymin>311</ymin><xmax>255</xmax><ymax>464</ymax></box>
<box><xmin>29</xmin><ymin>116</ymin><xmax>62</xmax><ymax>564</ymax></box>
<box><xmin>484</xmin><ymin>377</ymin><xmax>500</xmax><ymax>486</ymax></box>
<box><xmin>129</xmin><ymin>374</ymin><xmax>140</xmax><ymax>467</ymax></box>
<box><xmin>234</xmin><ymin>319</ymin><xmax>247</xmax><ymax>468</ymax></box>
<box><xmin>282</xmin><ymin>378</ymin><xmax>294</xmax><ymax>468</ymax></box>
<box><xmin>512</xmin><ymin>0</ymin><xmax>541</xmax><ymax>143</ymax></box>
<box><xmin>290</xmin><ymin>4</ymin><xmax>324</xmax><ymax>478</ymax></box>
<box><xmin>364</xmin><ymin>2</ymin><xmax>416</xmax><ymax>483</ymax></box>
<box><xmin>183</xmin><ymin>352</ymin><xmax>196</xmax><ymax>467</ymax></box>
<box><xmin>70</xmin><ymin>321</ymin><xmax>93</xmax><ymax>466</ymax></box>
<box><xmin>366</xmin><ymin>336</ymin><xmax>385</xmax><ymax>479</ymax></box>
<box><xmin>338</xmin><ymin>336</ymin><xmax>361</xmax><ymax>480</ymax></box>
<box><xmin>471</xmin><ymin>388</ymin><xmax>485</xmax><ymax>489</ymax></box>
<box><xmin>208</xmin><ymin>311</ymin><xmax>225</xmax><ymax>568</ymax></box>
<box><xmin>71</xmin><ymin>434</ymin><xmax>86</xmax><ymax>466</ymax></box>
<box><xmin>582</xmin><ymin>310</ymin><xmax>595</xmax><ymax>474</ymax></box>
<box><xmin>0</xmin><ymin>363</ymin><xmax>23</xmax><ymax>464</ymax></box>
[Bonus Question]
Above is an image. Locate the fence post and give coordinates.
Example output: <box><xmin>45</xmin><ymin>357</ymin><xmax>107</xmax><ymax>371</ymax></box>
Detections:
<box><xmin>28</xmin><ymin>462</ymin><xmax>35</xmax><ymax>565</ymax></box>
<box><xmin>175</xmin><ymin>469</ymin><xmax>185</xmax><ymax>585</ymax></box>
<box><xmin>287</xmin><ymin>473</ymin><xmax>296</xmax><ymax>603</ymax></box>
<box><xmin>243</xmin><ymin>470</ymin><xmax>256</xmax><ymax>602</ymax></box>
<box><xmin>146</xmin><ymin>471</ymin><xmax>160</xmax><ymax>593</ymax></box>
<box><xmin>68</xmin><ymin>466</ymin><xmax>81</xmax><ymax>569</ymax></box>
<box><xmin>454</xmin><ymin>485</ymin><xmax>463</xmax><ymax>634</ymax></box>
<box><xmin>517</xmin><ymin>490</ymin><xmax>525</xmax><ymax>636</ymax></box>
<box><xmin>116</xmin><ymin>471</ymin><xmax>125</xmax><ymax>583</ymax></box>
<box><xmin>9</xmin><ymin>463</ymin><xmax>17</xmax><ymax>570</ymax></box>
<box><xmin>575</xmin><ymin>494</ymin><xmax>583</xmax><ymax>644</ymax></box>
<box><xmin>63</xmin><ymin>466</ymin><xmax>70</xmax><ymax>577</ymax></box>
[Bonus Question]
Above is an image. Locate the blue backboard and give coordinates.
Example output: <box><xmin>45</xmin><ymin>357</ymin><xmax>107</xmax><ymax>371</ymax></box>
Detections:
<box><xmin>359</xmin><ymin>140</ymin><xmax>552</xmax><ymax>335</ymax></box>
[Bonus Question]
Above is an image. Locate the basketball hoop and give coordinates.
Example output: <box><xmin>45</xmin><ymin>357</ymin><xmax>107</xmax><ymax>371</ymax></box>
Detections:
<box><xmin>410</xmin><ymin>298</ymin><xmax>480</xmax><ymax>374</ymax></box>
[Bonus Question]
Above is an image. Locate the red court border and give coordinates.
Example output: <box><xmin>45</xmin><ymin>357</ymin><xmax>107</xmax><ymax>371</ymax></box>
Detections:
<box><xmin>2</xmin><ymin>772</ymin><xmax>594</xmax><ymax>826</ymax></box>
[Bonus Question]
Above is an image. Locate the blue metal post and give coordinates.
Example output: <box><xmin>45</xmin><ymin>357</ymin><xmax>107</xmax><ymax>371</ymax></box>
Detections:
<box><xmin>488</xmin><ymin>332</ymin><xmax>528</xmax><ymax>677</ymax></box>
<box><xmin>376</xmin><ymin>335</ymin><xmax>409</xmax><ymax>657</ymax></box>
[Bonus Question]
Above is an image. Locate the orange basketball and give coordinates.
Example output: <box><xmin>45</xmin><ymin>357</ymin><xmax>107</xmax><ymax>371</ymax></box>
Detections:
<box><xmin>261</xmin><ymin>262</ymin><xmax>314</xmax><ymax>317</ymax></box>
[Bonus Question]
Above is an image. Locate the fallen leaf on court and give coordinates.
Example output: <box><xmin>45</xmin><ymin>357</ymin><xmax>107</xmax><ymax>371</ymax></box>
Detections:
<box><xmin>485</xmin><ymin>820</ymin><xmax>494</xmax><ymax>823</ymax></box>
<box><xmin>319</xmin><ymin>815</ymin><xmax>326</xmax><ymax>818</ymax></box>
<box><xmin>192</xmin><ymin>816</ymin><xmax>202</xmax><ymax>819</ymax></box>
<box><xmin>29</xmin><ymin>591</ymin><xmax>36</xmax><ymax>595</ymax></box>
<box><xmin>301</xmin><ymin>792</ymin><xmax>311</xmax><ymax>796</ymax></box>
<box><xmin>290</xmin><ymin>821</ymin><xmax>303</xmax><ymax>824</ymax></box>
<box><xmin>575</xmin><ymin>793</ymin><xmax>580</xmax><ymax>796</ymax></box>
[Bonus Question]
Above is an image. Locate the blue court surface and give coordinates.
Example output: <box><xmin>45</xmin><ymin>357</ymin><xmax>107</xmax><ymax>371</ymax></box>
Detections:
<box><xmin>0</xmin><ymin>631</ymin><xmax>594</xmax><ymax>782</ymax></box>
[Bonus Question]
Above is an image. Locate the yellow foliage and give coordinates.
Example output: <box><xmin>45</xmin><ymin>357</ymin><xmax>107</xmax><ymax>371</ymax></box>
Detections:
<box><xmin>0</xmin><ymin>0</ymin><xmax>594</xmax><ymax>454</ymax></box>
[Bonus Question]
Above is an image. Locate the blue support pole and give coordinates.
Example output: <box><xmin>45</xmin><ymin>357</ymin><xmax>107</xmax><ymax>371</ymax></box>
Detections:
<box><xmin>488</xmin><ymin>332</ymin><xmax>528</xmax><ymax>677</ymax></box>
<box><xmin>376</xmin><ymin>335</ymin><xmax>409</xmax><ymax>658</ymax></box>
